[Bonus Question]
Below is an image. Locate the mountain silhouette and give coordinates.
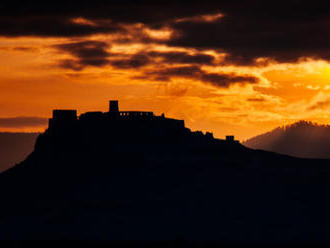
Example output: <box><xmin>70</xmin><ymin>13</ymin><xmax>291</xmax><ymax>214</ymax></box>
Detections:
<box><xmin>0</xmin><ymin>132</ymin><xmax>39</xmax><ymax>172</ymax></box>
<box><xmin>1</xmin><ymin>102</ymin><xmax>330</xmax><ymax>244</ymax></box>
<box><xmin>243</xmin><ymin>120</ymin><xmax>330</xmax><ymax>159</ymax></box>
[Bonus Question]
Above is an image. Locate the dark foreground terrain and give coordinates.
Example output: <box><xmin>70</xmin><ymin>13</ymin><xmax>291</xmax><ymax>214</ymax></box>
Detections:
<box><xmin>0</xmin><ymin>115</ymin><xmax>330</xmax><ymax>246</ymax></box>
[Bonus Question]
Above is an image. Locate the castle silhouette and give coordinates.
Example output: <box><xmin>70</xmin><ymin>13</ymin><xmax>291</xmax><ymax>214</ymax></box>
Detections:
<box><xmin>50</xmin><ymin>100</ymin><xmax>184</xmax><ymax>129</ymax></box>
<box><xmin>48</xmin><ymin>100</ymin><xmax>237</xmax><ymax>143</ymax></box>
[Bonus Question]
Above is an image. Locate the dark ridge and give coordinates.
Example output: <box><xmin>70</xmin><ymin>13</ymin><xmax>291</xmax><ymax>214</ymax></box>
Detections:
<box><xmin>243</xmin><ymin>120</ymin><xmax>330</xmax><ymax>159</ymax></box>
<box><xmin>0</xmin><ymin>102</ymin><xmax>330</xmax><ymax>244</ymax></box>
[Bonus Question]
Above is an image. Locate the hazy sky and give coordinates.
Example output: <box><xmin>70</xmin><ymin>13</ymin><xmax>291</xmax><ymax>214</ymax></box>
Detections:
<box><xmin>1</xmin><ymin>0</ymin><xmax>330</xmax><ymax>140</ymax></box>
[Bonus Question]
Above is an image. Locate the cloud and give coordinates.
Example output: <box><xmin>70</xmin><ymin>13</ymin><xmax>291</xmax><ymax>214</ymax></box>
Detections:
<box><xmin>167</xmin><ymin>1</ymin><xmax>330</xmax><ymax>65</ymax></box>
<box><xmin>108</xmin><ymin>50</ymin><xmax>215</xmax><ymax>69</ymax></box>
<box><xmin>175</xmin><ymin>12</ymin><xmax>223</xmax><ymax>23</ymax></box>
<box><xmin>0</xmin><ymin>2</ymin><xmax>222</xmax><ymax>37</ymax></box>
<box><xmin>0</xmin><ymin>117</ymin><xmax>48</xmax><ymax>128</ymax></box>
<box><xmin>110</xmin><ymin>54</ymin><xmax>150</xmax><ymax>69</ymax></box>
<box><xmin>308</xmin><ymin>99</ymin><xmax>330</xmax><ymax>111</ymax></box>
<box><xmin>143</xmin><ymin>65</ymin><xmax>259</xmax><ymax>88</ymax></box>
<box><xmin>54</xmin><ymin>40</ymin><xmax>111</xmax><ymax>70</ymax></box>
<box><xmin>54</xmin><ymin>42</ymin><xmax>217</xmax><ymax>71</ymax></box>
<box><xmin>0</xmin><ymin>1</ymin><xmax>221</xmax><ymax>25</ymax></box>
<box><xmin>0</xmin><ymin>16</ymin><xmax>122</xmax><ymax>37</ymax></box>
<box><xmin>147</xmin><ymin>51</ymin><xmax>215</xmax><ymax>65</ymax></box>
<box><xmin>3</xmin><ymin>1</ymin><xmax>330</xmax><ymax>66</ymax></box>
<box><xmin>200</xmin><ymin>73</ymin><xmax>258</xmax><ymax>87</ymax></box>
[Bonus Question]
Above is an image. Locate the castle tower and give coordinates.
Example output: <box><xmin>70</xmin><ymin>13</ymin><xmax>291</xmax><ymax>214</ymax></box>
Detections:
<box><xmin>52</xmin><ymin>110</ymin><xmax>77</xmax><ymax>121</ymax></box>
<box><xmin>49</xmin><ymin>109</ymin><xmax>77</xmax><ymax>130</ymax></box>
<box><xmin>109</xmin><ymin>100</ymin><xmax>119</xmax><ymax>113</ymax></box>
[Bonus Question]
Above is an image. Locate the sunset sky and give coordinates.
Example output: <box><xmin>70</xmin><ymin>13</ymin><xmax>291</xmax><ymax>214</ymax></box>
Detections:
<box><xmin>1</xmin><ymin>0</ymin><xmax>330</xmax><ymax>140</ymax></box>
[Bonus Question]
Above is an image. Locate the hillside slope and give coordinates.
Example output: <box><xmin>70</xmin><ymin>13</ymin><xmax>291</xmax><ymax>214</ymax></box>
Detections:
<box><xmin>243</xmin><ymin>121</ymin><xmax>330</xmax><ymax>158</ymax></box>
<box><xmin>0</xmin><ymin>119</ymin><xmax>330</xmax><ymax>244</ymax></box>
<box><xmin>0</xmin><ymin>132</ymin><xmax>39</xmax><ymax>172</ymax></box>
<box><xmin>1</xmin><ymin>100</ymin><xmax>330</xmax><ymax>244</ymax></box>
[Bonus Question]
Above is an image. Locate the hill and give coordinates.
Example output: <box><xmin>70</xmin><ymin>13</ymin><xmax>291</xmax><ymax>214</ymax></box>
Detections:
<box><xmin>1</xmin><ymin>102</ymin><xmax>330</xmax><ymax>244</ymax></box>
<box><xmin>243</xmin><ymin>121</ymin><xmax>330</xmax><ymax>158</ymax></box>
<box><xmin>0</xmin><ymin>132</ymin><xmax>39</xmax><ymax>172</ymax></box>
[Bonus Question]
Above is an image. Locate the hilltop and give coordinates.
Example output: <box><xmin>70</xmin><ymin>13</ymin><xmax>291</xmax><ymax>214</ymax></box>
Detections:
<box><xmin>243</xmin><ymin>120</ymin><xmax>330</xmax><ymax>158</ymax></box>
<box><xmin>1</xmin><ymin>102</ymin><xmax>330</xmax><ymax>244</ymax></box>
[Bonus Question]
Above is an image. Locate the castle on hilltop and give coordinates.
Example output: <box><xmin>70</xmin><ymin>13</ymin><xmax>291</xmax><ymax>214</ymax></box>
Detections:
<box><xmin>47</xmin><ymin>100</ymin><xmax>237</xmax><ymax>144</ymax></box>
<box><xmin>49</xmin><ymin>100</ymin><xmax>184</xmax><ymax>128</ymax></box>
<box><xmin>48</xmin><ymin>100</ymin><xmax>186</xmax><ymax>139</ymax></box>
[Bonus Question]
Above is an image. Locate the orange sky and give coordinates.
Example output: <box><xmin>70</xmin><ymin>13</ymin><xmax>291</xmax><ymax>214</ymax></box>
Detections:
<box><xmin>1</xmin><ymin>4</ymin><xmax>330</xmax><ymax>140</ymax></box>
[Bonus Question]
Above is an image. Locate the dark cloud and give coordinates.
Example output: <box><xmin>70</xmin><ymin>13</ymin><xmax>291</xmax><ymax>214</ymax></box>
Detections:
<box><xmin>144</xmin><ymin>65</ymin><xmax>259</xmax><ymax>88</ymax></box>
<box><xmin>167</xmin><ymin>1</ymin><xmax>330</xmax><ymax>64</ymax></box>
<box><xmin>0</xmin><ymin>1</ymin><xmax>222</xmax><ymax>25</ymax></box>
<box><xmin>54</xmin><ymin>40</ymin><xmax>111</xmax><ymax>70</ymax></box>
<box><xmin>155</xmin><ymin>65</ymin><xmax>201</xmax><ymax>78</ymax></box>
<box><xmin>200</xmin><ymin>73</ymin><xmax>257</xmax><ymax>87</ymax></box>
<box><xmin>2</xmin><ymin>1</ymin><xmax>330</xmax><ymax>65</ymax></box>
<box><xmin>55</xmin><ymin>44</ymin><xmax>217</xmax><ymax>70</ymax></box>
<box><xmin>147</xmin><ymin>51</ymin><xmax>215</xmax><ymax>65</ymax></box>
<box><xmin>109</xmin><ymin>51</ymin><xmax>215</xmax><ymax>69</ymax></box>
<box><xmin>0</xmin><ymin>117</ymin><xmax>48</xmax><ymax>128</ymax></box>
<box><xmin>45</xmin><ymin>13</ymin><xmax>288</xmax><ymax>88</ymax></box>
<box><xmin>0</xmin><ymin>1</ymin><xmax>222</xmax><ymax>37</ymax></box>
<box><xmin>0</xmin><ymin>16</ymin><xmax>122</xmax><ymax>37</ymax></box>
<box><xmin>110</xmin><ymin>54</ymin><xmax>150</xmax><ymax>69</ymax></box>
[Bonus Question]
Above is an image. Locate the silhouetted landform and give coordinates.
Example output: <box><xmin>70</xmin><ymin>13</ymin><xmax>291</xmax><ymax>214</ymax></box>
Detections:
<box><xmin>1</xmin><ymin>102</ymin><xmax>330</xmax><ymax>245</ymax></box>
<box><xmin>244</xmin><ymin>120</ymin><xmax>330</xmax><ymax>159</ymax></box>
<box><xmin>0</xmin><ymin>132</ymin><xmax>39</xmax><ymax>172</ymax></box>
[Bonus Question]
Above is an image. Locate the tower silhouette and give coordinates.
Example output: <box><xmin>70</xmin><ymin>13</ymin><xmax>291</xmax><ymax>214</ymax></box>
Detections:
<box><xmin>109</xmin><ymin>100</ymin><xmax>119</xmax><ymax>113</ymax></box>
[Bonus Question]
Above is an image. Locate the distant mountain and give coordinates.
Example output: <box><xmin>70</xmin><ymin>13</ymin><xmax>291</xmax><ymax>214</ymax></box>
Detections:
<box><xmin>243</xmin><ymin>121</ymin><xmax>330</xmax><ymax>158</ymax></box>
<box><xmin>1</xmin><ymin>102</ymin><xmax>330</xmax><ymax>244</ymax></box>
<box><xmin>0</xmin><ymin>132</ymin><xmax>39</xmax><ymax>172</ymax></box>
